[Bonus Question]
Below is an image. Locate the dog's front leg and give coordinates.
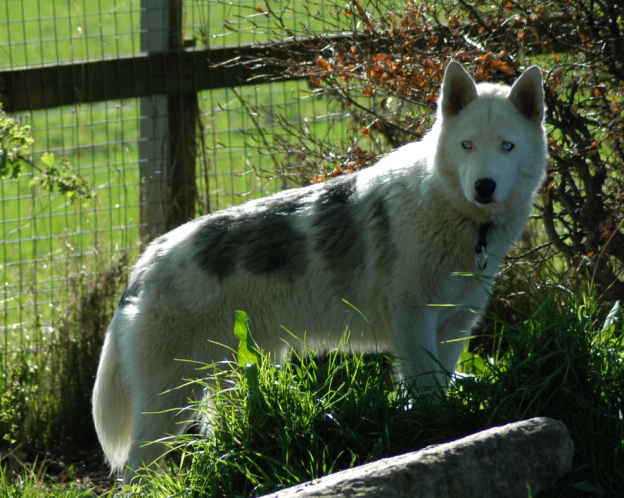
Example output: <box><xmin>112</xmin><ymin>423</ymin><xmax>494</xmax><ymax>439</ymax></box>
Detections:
<box><xmin>391</xmin><ymin>308</ymin><xmax>447</xmax><ymax>389</ymax></box>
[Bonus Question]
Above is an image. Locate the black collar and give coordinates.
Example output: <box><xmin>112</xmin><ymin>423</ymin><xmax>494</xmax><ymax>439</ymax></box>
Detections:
<box><xmin>475</xmin><ymin>222</ymin><xmax>493</xmax><ymax>270</ymax></box>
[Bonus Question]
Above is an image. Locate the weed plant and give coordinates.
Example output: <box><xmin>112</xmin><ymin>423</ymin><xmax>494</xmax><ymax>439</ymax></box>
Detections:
<box><xmin>0</xmin><ymin>257</ymin><xmax>127</xmax><ymax>460</ymax></box>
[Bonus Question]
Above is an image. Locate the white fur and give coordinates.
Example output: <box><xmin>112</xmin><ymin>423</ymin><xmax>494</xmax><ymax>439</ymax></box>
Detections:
<box><xmin>92</xmin><ymin>61</ymin><xmax>547</xmax><ymax>478</ymax></box>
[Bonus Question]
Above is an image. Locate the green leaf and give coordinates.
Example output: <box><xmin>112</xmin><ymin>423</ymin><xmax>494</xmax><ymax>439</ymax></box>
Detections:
<box><xmin>233</xmin><ymin>310</ymin><xmax>258</xmax><ymax>368</ymax></box>
<box><xmin>458</xmin><ymin>350</ymin><xmax>490</xmax><ymax>377</ymax></box>
<box><xmin>40</xmin><ymin>151</ymin><xmax>56</xmax><ymax>167</ymax></box>
<box><xmin>0</xmin><ymin>104</ymin><xmax>92</xmax><ymax>199</ymax></box>
<box><xmin>232</xmin><ymin>310</ymin><xmax>263</xmax><ymax>410</ymax></box>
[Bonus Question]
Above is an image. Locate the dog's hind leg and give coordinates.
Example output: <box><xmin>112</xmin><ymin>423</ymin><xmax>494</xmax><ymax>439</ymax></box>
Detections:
<box><xmin>119</xmin><ymin>317</ymin><xmax>213</xmax><ymax>481</ymax></box>
<box><xmin>123</xmin><ymin>363</ymin><xmax>204</xmax><ymax>481</ymax></box>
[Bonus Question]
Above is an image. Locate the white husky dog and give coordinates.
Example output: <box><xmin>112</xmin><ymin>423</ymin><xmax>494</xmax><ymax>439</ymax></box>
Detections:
<box><xmin>92</xmin><ymin>61</ymin><xmax>547</xmax><ymax>476</ymax></box>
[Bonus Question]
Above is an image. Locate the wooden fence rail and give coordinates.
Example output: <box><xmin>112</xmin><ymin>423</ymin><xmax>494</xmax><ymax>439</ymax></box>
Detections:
<box><xmin>0</xmin><ymin>18</ymin><xmax>570</xmax><ymax>114</ymax></box>
<box><xmin>0</xmin><ymin>36</ymin><xmax>331</xmax><ymax>113</ymax></box>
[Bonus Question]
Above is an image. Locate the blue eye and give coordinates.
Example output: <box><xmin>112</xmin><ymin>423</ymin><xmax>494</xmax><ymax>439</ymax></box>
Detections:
<box><xmin>501</xmin><ymin>141</ymin><xmax>515</xmax><ymax>152</ymax></box>
<box><xmin>461</xmin><ymin>140</ymin><xmax>473</xmax><ymax>151</ymax></box>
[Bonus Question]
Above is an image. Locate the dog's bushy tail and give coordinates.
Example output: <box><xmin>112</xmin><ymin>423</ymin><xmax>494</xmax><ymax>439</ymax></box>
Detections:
<box><xmin>92</xmin><ymin>321</ymin><xmax>132</xmax><ymax>473</ymax></box>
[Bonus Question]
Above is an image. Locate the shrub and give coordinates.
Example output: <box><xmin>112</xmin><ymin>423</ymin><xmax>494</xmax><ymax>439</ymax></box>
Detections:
<box><xmin>239</xmin><ymin>0</ymin><xmax>624</xmax><ymax>299</ymax></box>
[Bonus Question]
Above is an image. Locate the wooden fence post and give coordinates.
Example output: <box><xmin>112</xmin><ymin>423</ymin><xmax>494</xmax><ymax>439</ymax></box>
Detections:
<box><xmin>139</xmin><ymin>0</ymin><xmax>198</xmax><ymax>243</ymax></box>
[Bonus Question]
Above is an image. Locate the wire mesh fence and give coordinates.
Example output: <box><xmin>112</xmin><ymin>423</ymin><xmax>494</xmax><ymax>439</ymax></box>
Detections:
<box><xmin>0</xmin><ymin>0</ymin><xmax>356</xmax><ymax>368</ymax></box>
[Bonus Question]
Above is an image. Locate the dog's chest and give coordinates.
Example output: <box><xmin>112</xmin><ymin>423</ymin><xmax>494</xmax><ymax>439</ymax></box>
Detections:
<box><xmin>391</xmin><ymin>219</ymin><xmax>490</xmax><ymax>301</ymax></box>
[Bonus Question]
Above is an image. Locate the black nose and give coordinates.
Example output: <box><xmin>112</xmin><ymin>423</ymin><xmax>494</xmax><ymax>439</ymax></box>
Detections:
<box><xmin>474</xmin><ymin>178</ymin><xmax>496</xmax><ymax>203</ymax></box>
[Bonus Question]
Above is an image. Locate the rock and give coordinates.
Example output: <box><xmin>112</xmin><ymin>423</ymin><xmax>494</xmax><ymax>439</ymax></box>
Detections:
<box><xmin>260</xmin><ymin>417</ymin><xmax>573</xmax><ymax>498</ymax></box>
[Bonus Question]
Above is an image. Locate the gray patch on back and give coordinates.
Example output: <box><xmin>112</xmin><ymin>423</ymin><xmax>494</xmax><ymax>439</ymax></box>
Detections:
<box><xmin>242</xmin><ymin>206</ymin><xmax>307</xmax><ymax>275</ymax></box>
<box><xmin>194</xmin><ymin>215</ymin><xmax>238</xmax><ymax>280</ymax></box>
<box><xmin>193</xmin><ymin>195</ymin><xmax>308</xmax><ymax>280</ymax></box>
<box><xmin>313</xmin><ymin>175</ymin><xmax>365</xmax><ymax>278</ymax></box>
<box><xmin>368</xmin><ymin>196</ymin><xmax>397</xmax><ymax>269</ymax></box>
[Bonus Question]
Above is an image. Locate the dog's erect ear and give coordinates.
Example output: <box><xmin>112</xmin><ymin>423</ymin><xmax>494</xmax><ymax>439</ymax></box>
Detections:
<box><xmin>509</xmin><ymin>66</ymin><xmax>545</xmax><ymax>124</ymax></box>
<box><xmin>440</xmin><ymin>61</ymin><xmax>478</xmax><ymax>119</ymax></box>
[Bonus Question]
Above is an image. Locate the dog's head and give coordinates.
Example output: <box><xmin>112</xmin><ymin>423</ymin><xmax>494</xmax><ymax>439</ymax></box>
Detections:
<box><xmin>434</xmin><ymin>61</ymin><xmax>547</xmax><ymax>214</ymax></box>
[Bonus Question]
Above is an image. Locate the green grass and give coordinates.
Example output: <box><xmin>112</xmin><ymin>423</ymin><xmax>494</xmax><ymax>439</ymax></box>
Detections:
<box><xmin>95</xmin><ymin>280</ymin><xmax>622</xmax><ymax>498</ymax></box>
<box><xmin>0</xmin><ymin>463</ymin><xmax>97</xmax><ymax>498</ymax></box>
